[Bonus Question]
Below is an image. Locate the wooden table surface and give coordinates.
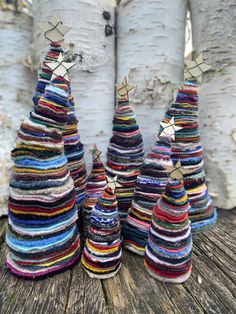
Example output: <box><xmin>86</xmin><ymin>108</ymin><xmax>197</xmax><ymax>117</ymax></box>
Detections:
<box><xmin>0</xmin><ymin>209</ymin><xmax>235</xmax><ymax>314</ymax></box>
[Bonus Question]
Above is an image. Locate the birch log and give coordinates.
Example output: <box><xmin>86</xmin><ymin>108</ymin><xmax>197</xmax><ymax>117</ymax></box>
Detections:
<box><xmin>189</xmin><ymin>0</ymin><xmax>236</xmax><ymax>209</ymax></box>
<box><xmin>0</xmin><ymin>11</ymin><xmax>35</xmax><ymax>216</ymax></box>
<box><xmin>32</xmin><ymin>0</ymin><xmax>116</xmax><ymax>165</ymax></box>
<box><xmin>117</xmin><ymin>0</ymin><xmax>188</xmax><ymax>151</ymax></box>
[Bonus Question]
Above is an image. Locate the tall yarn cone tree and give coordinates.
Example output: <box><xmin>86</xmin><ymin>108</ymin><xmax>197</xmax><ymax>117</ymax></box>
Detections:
<box><xmin>81</xmin><ymin>176</ymin><xmax>122</xmax><ymax>279</ymax></box>
<box><xmin>123</xmin><ymin>134</ymin><xmax>173</xmax><ymax>256</ymax></box>
<box><xmin>106</xmin><ymin>77</ymin><xmax>144</xmax><ymax>225</ymax></box>
<box><xmin>82</xmin><ymin>145</ymin><xmax>106</xmax><ymax>237</ymax></box>
<box><xmin>144</xmin><ymin>177</ymin><xmax>193</xmax><ymax>284</ymax></box>
<box><xmin>162</xmin><ymin>61</ymin><xmax>217</xmax><ymax>233</ymax></box>
<box><xmin>5</xmin><ymin>74</ymin><xmax>81</xmax><ymax>279</ymax></box>
<box><xmin>34</xmin><ymin>19</ymin><xmax>87</xmax><ymax>217</ymax></box>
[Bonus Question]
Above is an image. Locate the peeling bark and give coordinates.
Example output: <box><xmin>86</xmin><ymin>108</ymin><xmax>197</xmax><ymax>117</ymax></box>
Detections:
<box><xmin>32</xmin><ymin>0</ymin><xmax>116</xmax><ymax>164</ymax></box>
<box><xmin>0</xmin><ymin>11</ymin><xmax>35</xmax><ymax>216</ymax></box>
<box><xmin>117</xmin><ymin>0</ymin><xmax>188</xmax><ymax>151</ymax></box>
<box><xmin>189</xmin><ymin>0</ymin><xmax>236</xmax><ymax>209</ymax></box>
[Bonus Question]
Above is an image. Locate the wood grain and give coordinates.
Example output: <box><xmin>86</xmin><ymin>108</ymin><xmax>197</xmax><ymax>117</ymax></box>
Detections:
<box><xmin>65</xmin><ymin>265</ymin><xmax>108</xmax><ymax>314</ymax></box>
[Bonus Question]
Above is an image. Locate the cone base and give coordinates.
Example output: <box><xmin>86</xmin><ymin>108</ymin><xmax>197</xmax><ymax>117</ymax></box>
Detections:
<box><xmin>123</xmin><ymin>243</ymin><xmax>145</xmax><ymax>256</ymax></box>
<box><xmin>191</xmin><ymin>209</ymin><xmax>217</xmax><ymax>234</ymax></box>
<box><xmin>5</xmin><ymin>250</ymin><xmax>81</xmax><ymax>280</ymax></box>
<box><xmin>145</xmin><ymin>265</ymin><xmax>192</xmax><ymax>284</ymax></box>
<box><xmin>83</xmin><ymin>263</ymin><xmax>121</xmax><ymax>279</ymax></box>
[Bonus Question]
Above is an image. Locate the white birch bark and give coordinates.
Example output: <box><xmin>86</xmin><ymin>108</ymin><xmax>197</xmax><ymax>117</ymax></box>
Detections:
<box><xmin>32</xmin><ymin>0</ymin><xmax>116</xmax><ymax>165</ymax></box>
<box><xmin>189</xmin><ymin>0</ymin><xmax>236</xmax><ymax>209</ymax></box>
<box><xmin>0</xmin><ymin>11</ymin><xmax>35</xmax><ymax>216</ymax></box>
<box><xmin>117</xmin><ymin>0</ymin><xmax>188</xmax><ymax>151</ymax></box>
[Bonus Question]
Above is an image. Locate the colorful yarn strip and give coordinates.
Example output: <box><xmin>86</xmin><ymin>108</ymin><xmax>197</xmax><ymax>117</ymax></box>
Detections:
<box><xmin>144</xmin><ymin>180</ymin><xmax>192</xmax><ymax>283</ymax></box>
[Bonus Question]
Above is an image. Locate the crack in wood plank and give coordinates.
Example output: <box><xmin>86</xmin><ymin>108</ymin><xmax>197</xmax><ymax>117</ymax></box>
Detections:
<box><xmin>63</xmin><ymin>269</ymin><xmax>73</xmax><ymax>314</ymax></box>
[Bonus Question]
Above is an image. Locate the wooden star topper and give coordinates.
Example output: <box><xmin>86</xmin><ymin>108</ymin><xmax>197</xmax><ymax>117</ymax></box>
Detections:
<box><xmin>45</xmin><ymin>53</ymin><xmax>75</xmax><ymax>82</ymax></box>
<box><xmin>184</xmin><ymin>54</ymin><xmax>212</xmax><ymax>83</ymax></box>
<box><xmin>116</xmin><ymin>77</ymin><xmax>134</xmax><ymax>101</ymax></box>
<box><xmin>38</xmin><ymin>16</ymin><xmax>71</xmax><ymax>44</ymax></box>
<box><xmin>106</xmin><ymin>175</ymin><xmax>122</xmax><ymax>193</ymax></box>
<box><xmin>90</xmin><ymin>144</ymin><xmax>102</xmax><ymax>162</ymax></box>
<box><xmin>167</xmin><ymin>160</ymin><xmax>190</xmax><ymax>181</ymax></box>
<box><xmin>160</xmin><ymin>117</ymin><xmax>183</xmax><ymax>141</ymax></box>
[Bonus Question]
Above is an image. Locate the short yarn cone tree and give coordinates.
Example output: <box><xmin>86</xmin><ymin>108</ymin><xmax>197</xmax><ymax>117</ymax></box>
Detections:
<box><xmin>82</xmin><ymin>145</ymin><xmax>106</xmax><ymax>237</ymax></box>
<box><xmin>34</xmin><ymin>20</ymin><xmax>87</xmax><ymax>215</ymax></box>
<box><xmin>161</xmin><ymin>56</ymin><xmax>217</xmax><ymax>233</ymax></box>
<box><xmin>144</xmin><ymin>175</ymin><xmax>193</xmax><ymax>284</ymax></box>
<box><xmin>123</xmin><ymin>134</ymin><xmax>173</xmax><ymax>256</ymax></box>
<box><xmin>5</xmin><ymin>73</ymin><xmax>81</xmax><ymax>279</ymax></box>
<box><xmin>106</xmin><ymin>77</ymin><xmax>144</xmax><ymax>225</ymax></box>
<box><xmin>81</xmin><ymin>176</ymin><xmax>122</xmax><ymax>279</ymax></box>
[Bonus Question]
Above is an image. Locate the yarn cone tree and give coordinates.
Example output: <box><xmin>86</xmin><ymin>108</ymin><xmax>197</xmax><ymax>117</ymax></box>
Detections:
<box><xmin>161</xmin><ymin>55</ymin><xmax>217</xmax><ymax>233</ymax></box>
<box><xmin>123</xmin><ymin>131</ymin><xmax>175</xmax><ymax>256</ymax></box>
<box><xmin>144</xmin><ymin>162</ymin><xmax>193</xmax><ymax>284</ymax></box>
<box><xmin>5</xmin><ymin>61</ymin><xmax>82</xmax><ymax>278</ymax></box>
<box><xmin>34</xmin><ymin>19</ymin><xmax>87</xmax><ymax>216</ymax></box>
<box><xmin>82</xmin><ymin>145</ymin><xmax>106</xmax><ymax>237</ymax></box>
<box><xmin>106</xmin><ymin>77</ymin><xmax>144</xmax><ymax>225</ymax></box>
<box><xmin>81</xmin><ymin>176</ymin><xmax>122</xmax><ymax>279</ymax></box>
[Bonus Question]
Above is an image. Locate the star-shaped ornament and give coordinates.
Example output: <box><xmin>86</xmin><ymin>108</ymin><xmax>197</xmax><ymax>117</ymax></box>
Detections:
<box><xmin>38</xmin><ymin>16</ymin><xmax>71</xmax><ymax>44</ymax></box>
<box><xmin>106</xmin><ymin>175</ymin><xmax>122</xmax><ymax>193</ymax></box>
<box><xmin>184</xmin><ymin>54</ymin><xmax>212</xmax><ymax>83</ymax></box>
<box><xmin>45</xmin><ymin>53</ymin><xmax>75</xmax><ymax>82</ymax></box>
<box><xmin>90</xmin><ymin>144</ymin><xmax>102</xmax><ymax>162</ymax></box>
<box><xmin>167</xmin><ymin>160</ymin><xmax>190</xmax><ymax>181</ymax></box>
<box><xmin>160</xmin><ymin>117</ymin><xmax>183</xmax><ymax>141</ymax></box>
<box><xmin>116</xmin><ymin>77</ymin><xmax>134</xmax><ymax>101</ymax></box>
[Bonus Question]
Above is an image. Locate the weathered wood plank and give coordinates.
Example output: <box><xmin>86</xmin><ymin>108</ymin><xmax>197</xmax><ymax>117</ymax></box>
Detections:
<box><xmin>0</xmin><ymin>243</ymin><xmax>73</xmax><ymax>314</ymax></box>
<box><xmin>192</xmin><ymin>246</ymin><xmax>236</xmax><ymax>313</ymax></box>
<box><xmin>194</xmin><ymin>232</ymin><xmax>236</xmax><ymax>284</ymax></box>
<box><xmin>65</xmin><ymin>264</ymin><xmax>109</xmax><ymax>314</ymax></box>
<box><xmin>183</xmin><ymin>262</ymin><xmax>231</xmax><ymax>314</ymax></box>
<box><xmin>102</xmin><ymin>251</ymin><xmax>179</xmax><ymax>314</ymax></box>
<box><xmin>0</xmin><ymin>244</ymin><xmax>19</xmax><ymax>313</ymax></box>
<box><xmin>0</xmin><ymin>218</ymin><xmax>7</xmax><ymax>244</ymax></box>
<box><xmin>163</xmin><ymin>282</ymin><xmax>204</xmax><ymax>314</ymax></box>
